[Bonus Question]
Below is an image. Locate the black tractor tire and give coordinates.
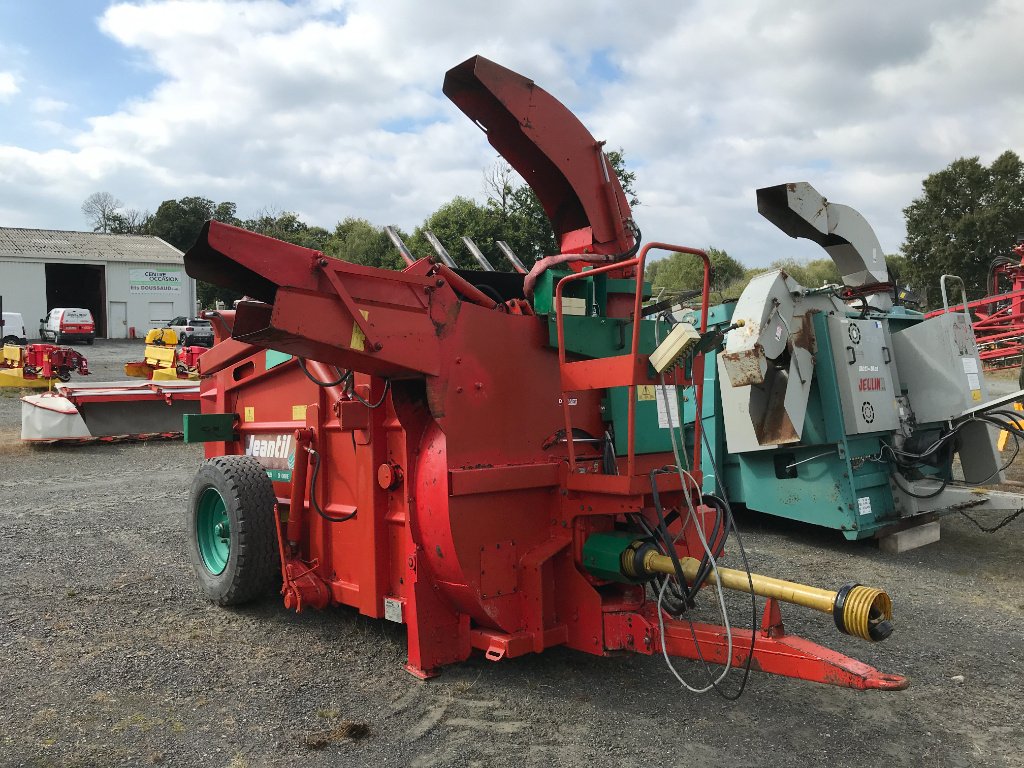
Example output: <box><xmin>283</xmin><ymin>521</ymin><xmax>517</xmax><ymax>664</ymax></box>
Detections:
<box><xmin>1</xmin><ymin>335</ymin><xmax>16</xmax><ymax>346</ymax></box>
<box><xmin>187</xmin><ymin>455</ymin><xmax>280</xmax><ymax>606</ymax></box>
<box><xmin>1018</xmin><ymin>357</ymin><xmax>1024</xmax><ymax>391</ymax></box>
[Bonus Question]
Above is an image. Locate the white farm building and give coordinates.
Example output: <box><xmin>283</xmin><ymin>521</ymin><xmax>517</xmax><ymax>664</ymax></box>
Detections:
<box><xmin>0</xmin><ymin>228</ymin><xmax>196</xmax><ymax>339</ymax></box>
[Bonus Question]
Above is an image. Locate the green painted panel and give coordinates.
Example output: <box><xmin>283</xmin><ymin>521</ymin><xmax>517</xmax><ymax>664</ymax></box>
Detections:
<box><xmin>265</xmin><ymin>349</ymin><xmax>293</xmax><ymax>370</ymax></box>
<box><xmin>183</xmin><ymin>413</ymin><xmax>236</xmax><ymax>443</ymax></box>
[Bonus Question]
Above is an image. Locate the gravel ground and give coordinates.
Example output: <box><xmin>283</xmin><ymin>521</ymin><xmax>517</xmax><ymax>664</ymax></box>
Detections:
<box><xmin>0</xmin><ymin>340</ymin><xmax>1022</xmax><ymax>768</ymax></box>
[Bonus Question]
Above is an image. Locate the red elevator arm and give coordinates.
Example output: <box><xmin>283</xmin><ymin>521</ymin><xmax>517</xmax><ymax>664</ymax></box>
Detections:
<box><xmin>443</xmin><ymin>55</ymin><xmax>634</xmax><ymax>257</ymax></box>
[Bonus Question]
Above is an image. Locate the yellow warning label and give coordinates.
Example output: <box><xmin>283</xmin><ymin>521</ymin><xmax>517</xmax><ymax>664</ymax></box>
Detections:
<box><xmin>971</xmin><ymin>389</ymin><xmax>982</xmax><ymax>401</ymax></box>
<box><xmin>244</xmin><ymin>406</ymin><xmax>255</xmax><ymax>422</ymax></box>
<box><xmin>637</xmin><ymin>385</ymin><xmax>656</xmax><ymax>401</ymax></box>
<box><xmin>292</xmin><ymin>404</ymin><xmax>307</xmax><ymax>421</ymax></box>
<box><xmin>350</xmin><ymin>309</ymin><xmax>370</xmax><ymax>351</ymax></box>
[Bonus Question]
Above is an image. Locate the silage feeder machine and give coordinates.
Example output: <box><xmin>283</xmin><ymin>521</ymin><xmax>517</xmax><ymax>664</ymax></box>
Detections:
<box><xmin>181</xmin><ymin>55</ymin><xmax>905</xmax><ymax>693</ymax></box>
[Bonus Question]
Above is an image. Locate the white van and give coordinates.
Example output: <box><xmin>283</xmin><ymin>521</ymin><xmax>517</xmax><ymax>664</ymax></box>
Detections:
<box><xmin>39</xmin><ymin>308</ymin><xmax>96</xmax><ymax>345</ymax></box>
<box><xmin>1</xmin><ymin>311</ymin><xmax>27</xmax><ymax>345</ymax></box>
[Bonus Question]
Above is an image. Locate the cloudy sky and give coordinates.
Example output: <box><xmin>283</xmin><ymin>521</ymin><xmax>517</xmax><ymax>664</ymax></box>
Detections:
<box><xmin>0</xmin><ymin>0</ymin><xmax>1021</xmax><ymax>268</ymax></box>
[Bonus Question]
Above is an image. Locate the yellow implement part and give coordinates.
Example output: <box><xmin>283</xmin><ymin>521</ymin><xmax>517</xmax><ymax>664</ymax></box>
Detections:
<box><xmin>997</xmin><ymin>401</ymin><xmax>1024</xmax><ymax>451</ymax></box>
<box><xmin>0</xmin><ymin>367</ymin><xmax>53</xmax><ymax>389</ymax></box>
<box><xmin>2</xmin><ymin>344</ymin><xmax>24</xmax><ymax>367</ymax></box>
<box><xmin>144</xmin><ymin>345</ymin><xmax>177</xmax><ymax>368</ymax></box>
<box><xmin>641</xmin><ymin>549</ymin><xmax>893</xmax><ymax>642</ymax></box>
<box><xmin>144</xmin><ymin>328</ymin><xmax>178</xmax><ymax>346</ymax></box>
<box><xmin>124</xmin><ymin>361</ymin><xmax>155</xmax><ymax>379</ymax></box>
<box><xmin>152</xmin><ymin>367</ymin><xmax>184</xmax><ymax>381</ymax></box>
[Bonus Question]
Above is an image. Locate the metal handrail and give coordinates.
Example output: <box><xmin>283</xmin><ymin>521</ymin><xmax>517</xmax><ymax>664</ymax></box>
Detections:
<box><xmin>553</xmin><ymin>243</ymin><xmax>710</xmax><ymax>480</ymax></box>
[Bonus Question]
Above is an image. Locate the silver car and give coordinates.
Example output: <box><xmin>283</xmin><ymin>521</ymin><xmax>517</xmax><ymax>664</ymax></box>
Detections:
<box><xmin>166</xmin><ymin>316</ymin><xmax>214</xmax><ymax>347</ymax></box>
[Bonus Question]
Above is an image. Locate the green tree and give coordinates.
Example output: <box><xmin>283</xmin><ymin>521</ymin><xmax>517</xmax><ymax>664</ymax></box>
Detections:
<box><xmin>108</xmin><ymin>208</ymin><xmax>151</xmax><ymax>235</ymax></box>
<box><xmin>480</xmin><ymin>149</ymin><xmax>641</xmax><ymax>265</ymax></box>
<box><xmin>326</xmin><ymin>218</ymin><xmax>407</xmax><ymax>270</ymax></box>
<box><xmin>241</xmin><ymin>209</ymin><xmax>330</xmax><ymax>251</ymax></box>
<box><xmin>646</xmin><ymin>247</ymin><xmax>745</xmax><ymax>300</ymax></box>
<box><xmin>407</xmin><ymin>197</ymin><xmax>502</xmax><ymax>269</ymax></box>
<box><xmin>768</xmin><ymin>257</ymin><xmax>841</xmax><ymax>288</ymax></box>
<box><xmin>902</xmin><ymin>151</ymin><xmax>1024</xmax><ymax>301</ymax></box>
<box><xmin>147</xmin><ymin>196</ymin><xmax>243</xmax><ymax>307</ymax></box>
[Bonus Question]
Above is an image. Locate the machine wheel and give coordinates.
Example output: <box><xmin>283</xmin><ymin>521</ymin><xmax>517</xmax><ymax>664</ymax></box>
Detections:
<box><xmin>86</xmin><ymin>337</ymin><xmax>94</xmax><ymax>346</ymax></box>
<box><xmin>187</xmin><ymin>455</ymin><xmax>279</xmax><ymax>606</ymax></box>
<box><xmin>1018</xmin><ymin>357</ymin><xmax>1024</xmax><ymax>391</ymax></box>
<box><xmin>1</xmin><ymin>335</ymin><xmax>16</xmax><ymax>346</ymax></box>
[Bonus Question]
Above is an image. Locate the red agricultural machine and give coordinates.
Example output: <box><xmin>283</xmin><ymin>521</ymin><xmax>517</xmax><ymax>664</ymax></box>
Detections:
<box><xmin>0</xmin><ymin>342</ymin><xmax>89</xmax><ymax>387</ymax></box>
<box><xmin>124</xmin><ymin>328</ymin><xmax>208</xmax><ymax>381</ymax></box>
<box><xmin>181</xmin><ymin>56</ymin><xmax>905</xmax><ymax>694</ymax></box>
<box><xmin>926</xmin><ymin>240</ymin><xmax>1024</xmax><ymax>375</ymax></box>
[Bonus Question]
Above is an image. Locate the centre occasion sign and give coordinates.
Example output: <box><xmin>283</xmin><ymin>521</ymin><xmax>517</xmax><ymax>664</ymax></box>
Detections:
<box><xmin>129</xmin><ymin>268</ymin><xmax>182</xmax><ymax>294</ymax></box>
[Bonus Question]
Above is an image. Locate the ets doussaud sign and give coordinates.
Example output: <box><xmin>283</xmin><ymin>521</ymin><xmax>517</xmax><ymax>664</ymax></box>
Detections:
<box><xmin>129</xmin><ymin>268</ymin><xmax>182</xmax><ymax>294</ymax></box>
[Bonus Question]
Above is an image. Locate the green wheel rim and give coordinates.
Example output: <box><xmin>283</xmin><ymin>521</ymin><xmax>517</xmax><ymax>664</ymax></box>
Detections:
<box><xmin>196</xmin><ymin>487</ymin><xmax>230</xmax><ymax>575</ymax></box>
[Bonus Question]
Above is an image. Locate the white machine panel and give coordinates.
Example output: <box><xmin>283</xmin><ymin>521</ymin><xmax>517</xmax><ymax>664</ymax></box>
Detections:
<box><xmin>890</xmin><ymin>313</ymin><xmax>987</xmax><ymax>424</ymax></box>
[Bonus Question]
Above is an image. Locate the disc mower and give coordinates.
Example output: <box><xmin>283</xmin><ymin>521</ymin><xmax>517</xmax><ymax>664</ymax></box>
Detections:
<box><xmin>181</xmin><ymin>55</ymin><xmax>906</xmax><ymax>693</ymax></box>
<box><xmin>0</xmin><ymin>342</ymin><xmax>89</xmax><ymax>387</ymax></box>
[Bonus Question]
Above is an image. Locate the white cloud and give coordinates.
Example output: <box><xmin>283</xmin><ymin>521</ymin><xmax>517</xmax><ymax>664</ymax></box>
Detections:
<box><xmin>0</xmin><ymin>71</ymin><xmax>19</xmax><ymax>101</ymax></box>
<box><xmin>30</xmin><ymin>97</ymin><xmax>68</xmax><ymax>114</ymax></box>
<box><xmin>0</xmin><ymin>0</ymin><xmax>1021</xmax><ymax>271</ymax></box>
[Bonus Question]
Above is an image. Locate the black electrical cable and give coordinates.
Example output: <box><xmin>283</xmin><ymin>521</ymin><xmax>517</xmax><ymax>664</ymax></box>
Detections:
<box><xmin>958</xmin><ymin>506</ymin><xmax>1024</xmax><ymax>533</ymax></box>
<box><xmin>348</xmin><ymin>378</ymin><xmax>391</xmax><ymax>408</ymax></box>
<box><xmin>298</xmin><ymin>357</ymin><xmax>350</xmax><ymax>387</ymax></box>
<box><xmin>307</xmin><ymin>447</ymin><xmax>357</xmax><ymax>523</ymax></box>
<box><xmin>891</xmin><ymin>471</ymin><xmax>950</xmax><ymax>499</ymax></box>
<box><xmin>206</xmin><ymin>310</ymin><xmax>234</xmax><ymax>335</ymax></box>
<box><xmin>609</xmin><ymin>222</ymin><xmax>642</xmax><ymax>263</ymax></box>
<box><xmin>474</xmin><ymin>283</ymin><xmax>505</xmax><ymax>304</ymax></box>
<box><xmin>649</xmin><ymin>467</ymin><xmax>691</xmax><ymax>599</ymax></box>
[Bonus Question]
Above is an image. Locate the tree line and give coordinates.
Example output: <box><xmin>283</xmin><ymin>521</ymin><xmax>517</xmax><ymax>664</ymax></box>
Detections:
<box><xmin>82</xmin><ymin>148</ymin><xmax>1024</xmax><ymax>309</ymax></box>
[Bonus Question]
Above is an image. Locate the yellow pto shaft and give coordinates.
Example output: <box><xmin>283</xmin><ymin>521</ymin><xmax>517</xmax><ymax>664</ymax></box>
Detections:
<box><xmin>639</xmin><ymin>549</ymin><xmax>893</xmax><ymax>642</ymax></box>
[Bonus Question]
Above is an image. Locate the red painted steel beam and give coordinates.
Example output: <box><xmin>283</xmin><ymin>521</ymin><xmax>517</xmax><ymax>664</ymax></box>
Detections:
<box><xmin>443</xmin><ymin>55</ymin><xmax>634</xmax><ymax>257</ymax></box>
<box><xmin>604</xmin><ymin>605</ymin><xmax>908</xmax><ymax>691</ymax></box>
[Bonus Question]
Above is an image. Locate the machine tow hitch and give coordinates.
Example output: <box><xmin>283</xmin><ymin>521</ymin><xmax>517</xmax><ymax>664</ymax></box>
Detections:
<box><xmin>584</xmin><ymin>532</ymin><xmax>905</xmax><ymax>691</ymax></box>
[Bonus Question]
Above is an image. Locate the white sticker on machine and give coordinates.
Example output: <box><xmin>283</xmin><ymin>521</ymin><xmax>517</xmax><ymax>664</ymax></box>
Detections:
<box><xmin>857</xmin><ymin>496</ymin><xmax>872</xmax><ymax>516</ymax></box>
<box><xmin>655</xmin><ymin>385</ymin><xmax>679</xmax><ymax>429</ymax></box>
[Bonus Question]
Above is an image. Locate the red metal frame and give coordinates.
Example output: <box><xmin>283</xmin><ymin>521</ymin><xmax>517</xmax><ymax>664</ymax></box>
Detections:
<box><xmin>1</xmin><ymin>343</ymin><xmax>90</xmax><ymax>380</ymax></box>
<box><xmin>554</xmin><ymin>243</ymin><xmax>711</xmax><ymax>478</ymax></box>
<box><xmin>926</xmin><ymin>244</ymin><xmax>1024</xmax><ymax>371</ymax></box>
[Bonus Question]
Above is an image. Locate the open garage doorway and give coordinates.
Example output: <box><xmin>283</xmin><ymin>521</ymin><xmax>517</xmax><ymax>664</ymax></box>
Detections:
<box><xmin>45</xmin><ymin>263</ymin><xmax>106</xmax><ymax>337</ymax></box>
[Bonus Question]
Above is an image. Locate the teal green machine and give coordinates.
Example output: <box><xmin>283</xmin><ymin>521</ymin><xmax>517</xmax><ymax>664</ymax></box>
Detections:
<box><xmin>673</xmin><ymin>182</ymin><xmax>1021</xmax><ymax>540</ymax></box>
<box><xmin>525</xmin><ymin>181</ymin><xmax>1021</xmax><ymax>541</ymax></box>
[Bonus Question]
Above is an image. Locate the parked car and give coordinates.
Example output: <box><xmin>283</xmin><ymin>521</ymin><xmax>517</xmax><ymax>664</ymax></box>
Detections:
<box><xmin>1</xmin><ymin>311</ymin><xmax>28</xmax><ymax>346</ymax></box>
<box><xmin>165</xmin><ymin>316</ymin><xmax>214</xmax><ymax>347</ymax></box>
<box><xmin>39</xmin><ymin>308</ymin><xmax>95</xmax><ymax>345</ymax></box>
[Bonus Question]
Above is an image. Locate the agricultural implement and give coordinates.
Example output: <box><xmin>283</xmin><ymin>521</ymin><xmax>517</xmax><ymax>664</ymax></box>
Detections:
<box><xmin>924</xmin><ymin>240</ymin><xmax>1024</xmax><ymax>375</ymax></box>
<box><xmin>0</xmin><ymin>342</ymin><xmax>89</xmax><ymax>388</ymax></box>
<box><xmin>21</xmin><ymin>380</ymin><xmax>200</xmax><ymax>443</ymax></box>
<box><xmin>17</xmin><ymin>330</ymin><xmax>204</xmax><ymax>443</ymax></box>
<box><xmin>677</xmin><ymin>184</ymin><xmax>1024</xmax><ymax>543</ymax></box>
<box><xmin>124</xmin><ymin>328</ymin><xmax>208</xmax><ymax>381</ymax></box>
<box><xmin>181</xmin><ymin>55</ymin><xmax>905</xmax><ymax>693</ymax></box>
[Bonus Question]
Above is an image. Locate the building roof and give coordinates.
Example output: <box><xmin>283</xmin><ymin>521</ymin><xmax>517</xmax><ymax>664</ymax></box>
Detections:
<box><xmin>0</xmin><ymin>227</ymin><xmax>184</xmax><ymax>264</ymax></box>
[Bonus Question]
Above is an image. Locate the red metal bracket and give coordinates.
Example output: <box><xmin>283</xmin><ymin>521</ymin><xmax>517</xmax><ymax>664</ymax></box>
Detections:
<box><xmin>603</xmin><ymin>602</ymin><xmax>908</xmax><ymax>691</ymax></box>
